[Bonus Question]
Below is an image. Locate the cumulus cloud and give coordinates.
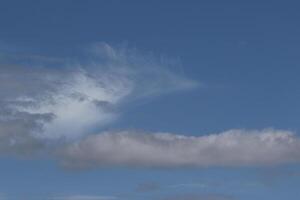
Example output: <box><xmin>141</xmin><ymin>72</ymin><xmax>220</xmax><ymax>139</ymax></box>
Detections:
<box><xmin>59</xmin><ymin>129</ymin><xmax>300</xmax><ymax>168</ymax></box>
<box><xmin>0</xmin><ymin>43</ymin><xmax>197</xmax><ymax>155</ymax></box>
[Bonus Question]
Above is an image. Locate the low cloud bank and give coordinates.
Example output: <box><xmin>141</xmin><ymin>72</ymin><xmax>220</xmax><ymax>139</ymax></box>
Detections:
<box><xmin>59</xmin><ymin>129</ymin><xmax>300</xmax><ymax>168</ymax></box>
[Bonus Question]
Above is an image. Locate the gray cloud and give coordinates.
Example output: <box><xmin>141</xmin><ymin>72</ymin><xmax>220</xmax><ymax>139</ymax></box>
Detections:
<box><xmin>2</xmin><ymin>43</ymin><xmax>300</xmax><ymax>170</ymax></box>
<box><xmin>0</xmin><ymin>106</ymin><xmax>53</xmax><ymax>156</ymax></box>
<box><xmin>59</xmin><ymin>129</ymin><xmax>300</xmax><ymax>168</ymax></box>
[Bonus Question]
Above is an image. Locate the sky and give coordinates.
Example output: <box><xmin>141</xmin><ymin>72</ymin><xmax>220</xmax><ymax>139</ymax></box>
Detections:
<box><xmin>0</xmin><ymin>0</ymin><xmax>300</xmax><ymax>199</ymax></box>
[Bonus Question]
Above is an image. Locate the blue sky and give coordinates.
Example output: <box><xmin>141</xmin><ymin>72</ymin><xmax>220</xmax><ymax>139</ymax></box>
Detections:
<box><xmin>0</xmin><ymin>1</ymin><xmax>300</xmax><ymax>200</ymax></box>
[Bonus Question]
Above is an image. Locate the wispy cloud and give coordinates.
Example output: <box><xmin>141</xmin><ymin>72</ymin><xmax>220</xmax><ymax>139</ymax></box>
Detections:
<box><xmin>0</xmin><ymin>43</ymin><xmax>197</xmax><ymax>155</ymax></box>
<box><xmin>59</xmin><ymin>129</ymin><xmax>300</xmax><ymax>168</ymax></box>
<box><xmin>1</xmin><ymin>43</ymin><xmax>300</xmax><ymax>170</ymax></box>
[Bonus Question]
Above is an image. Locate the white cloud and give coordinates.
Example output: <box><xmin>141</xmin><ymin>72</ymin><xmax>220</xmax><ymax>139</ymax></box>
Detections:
<box><xmin>59</xmin><ymin>129</ymin><xmax>300</xmax><ymax>168</ymax></box>
<box><xmin>0</xmin><ymin>43</ymin><xmax>197</xmax><ymax>152</ymax></box>
<box><xmin>2</xmin><ymin>43</ymin><xmax>299</xmax><ymax>169</ymax></box>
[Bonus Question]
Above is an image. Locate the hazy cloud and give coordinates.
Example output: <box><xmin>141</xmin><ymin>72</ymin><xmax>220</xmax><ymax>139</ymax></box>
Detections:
<box><xmin>0</xmin><ymin>43</ymin><xmax>197</xmax><ymax>155</ymax></box>
<box><xmin>2</xmin><ymin>43</ymin><xmax>300</xmax><ymax>170</ymax></box>
<box><xmin>59</xmin><ymin>129</ymin><xmax>300</xmax><ymax>168</ymax></box>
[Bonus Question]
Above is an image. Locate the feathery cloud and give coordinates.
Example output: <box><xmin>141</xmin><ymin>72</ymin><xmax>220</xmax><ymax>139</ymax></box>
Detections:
<box><xmin>0</xmin><ymin>43</ymin><xmax>197</xmax><ymax>155</ymax></box>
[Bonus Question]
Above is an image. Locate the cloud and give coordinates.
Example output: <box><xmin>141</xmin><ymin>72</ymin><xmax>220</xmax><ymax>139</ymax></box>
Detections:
<box><xmin>0</xmin><ymin>104</ymin><xmax>51</xmax><ymax>156</ymax></box>
<box><xmin>59</xmin><ymin>129</ymin><xmax>300</xmax><ymax>168</ymax></box>
<box><xmin>0</xmin><ymin>43</ymin><xmax>197</xmax><ymax>155</ymax></box>
<box><xmin>2</xmin><ymin>43</ymin><xmax>300</xmax><ymax>170</ymax></box>
<box><xmin>52</xmin><ymin>195</ymin><xmax>116</xmax><ymax>200</ymax></box>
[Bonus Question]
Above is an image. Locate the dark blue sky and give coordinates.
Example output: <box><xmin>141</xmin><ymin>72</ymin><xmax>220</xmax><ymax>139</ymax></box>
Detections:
<box><xmin>0</xmin><ymin>1</ymin><xmax>300</xmax><ymax>200</ymax></box>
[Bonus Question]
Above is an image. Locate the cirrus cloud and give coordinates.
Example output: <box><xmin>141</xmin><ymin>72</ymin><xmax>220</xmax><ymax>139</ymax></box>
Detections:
<box><xmin>0</xmin><ymin>43</ymin><xmax>197</xmax><ymax>156</ymax></box>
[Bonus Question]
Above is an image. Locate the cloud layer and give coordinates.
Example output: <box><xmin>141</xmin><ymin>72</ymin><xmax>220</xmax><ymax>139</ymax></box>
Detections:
<box><xmin>59</xmin><ymin>129</ymin><xmax>300</xmax><ymax>168</ymax></box>
<box><xmin>1</xmin><ymin>43</ymin><xmax>300</xmax><ymax>169</ymax></box>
